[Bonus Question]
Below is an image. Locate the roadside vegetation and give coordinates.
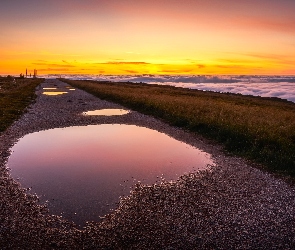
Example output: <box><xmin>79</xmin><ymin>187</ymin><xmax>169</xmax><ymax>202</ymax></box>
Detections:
<box><xmin>0</xmin><ymin>76</ymin><xmax>43</xmax><ymax>133</ymax></box>
<box><xmin>61</xmin><ymin>79</ymin><xmax>295</xmax><ymax>177</ymax></box>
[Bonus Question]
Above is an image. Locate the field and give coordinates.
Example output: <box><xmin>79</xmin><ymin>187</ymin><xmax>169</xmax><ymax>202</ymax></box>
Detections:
<box><xmin>61</xmin><ymin>79</ymin><xmax>295</xmax><ymax>177</ymax></box>
<box><xmin>0</xmin><ymin>76</ymin><xmax>43</xmax><ymax>133</ymax></box>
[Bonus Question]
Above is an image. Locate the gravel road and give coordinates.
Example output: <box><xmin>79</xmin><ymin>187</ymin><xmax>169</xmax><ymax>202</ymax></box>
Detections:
<box><xmin>1</xmin><ymin>79</ymin><xmax>295</xmax><ymax>249</ymax></box>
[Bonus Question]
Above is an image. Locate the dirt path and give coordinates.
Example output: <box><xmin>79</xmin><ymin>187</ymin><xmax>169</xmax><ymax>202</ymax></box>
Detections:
<box><xmin>1</xmin><ymin>79</ymin><xmax>295</xmax><ymax>249</ymax></box>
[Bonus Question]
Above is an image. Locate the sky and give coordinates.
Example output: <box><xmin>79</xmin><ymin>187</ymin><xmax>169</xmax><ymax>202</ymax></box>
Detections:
<box><xmin>1</xmin><ymin>0</ymin><xmax>295</xmax><ymax>75</ymax></box>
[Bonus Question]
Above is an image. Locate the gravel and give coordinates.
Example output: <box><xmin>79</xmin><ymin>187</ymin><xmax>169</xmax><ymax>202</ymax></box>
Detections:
<box><xmin>1</xmin><ymin>79</ymin><xmax>295</xmax><ymax>249</ymax></box>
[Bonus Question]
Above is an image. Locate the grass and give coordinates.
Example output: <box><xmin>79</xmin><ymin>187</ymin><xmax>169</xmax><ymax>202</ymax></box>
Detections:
<box><xmin>0</xmin><ymin>76</ymin><xmax>43</xmax><ymax>133</ymax></box>
<box><xmin>61</xmin><ymin>79</ymin><xmax>295</xmax><ymax>177</ymax></box>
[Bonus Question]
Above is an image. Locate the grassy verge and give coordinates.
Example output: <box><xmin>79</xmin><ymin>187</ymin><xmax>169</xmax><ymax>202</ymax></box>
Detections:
<box><xmin>61</xmin><ymin>79</ymin><xmax>295</xmax><ymax>177</ymax></box>
<box><xmin>0</xmin><ymin>76</ymin><xmax>43</xmax><ymax>133</ymax></box>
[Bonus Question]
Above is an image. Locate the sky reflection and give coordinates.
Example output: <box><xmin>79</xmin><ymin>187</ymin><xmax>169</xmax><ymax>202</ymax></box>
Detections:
<box><xmin>8</xmin><ymin>124</ymin><xmax>214</xmax><ymax>226</ymax></box>
<box><xmin>42</xmin><ymin>91</ymin><xmax>68</xmax><ymax>96</ymax></box>
<box><xmin>83</xmin><ymin>109</ymin><xmax>130</xmax><ymax>116</ymax></box>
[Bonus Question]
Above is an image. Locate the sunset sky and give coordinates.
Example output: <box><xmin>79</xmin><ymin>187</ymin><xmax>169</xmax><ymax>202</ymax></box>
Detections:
<box><xmin>1</xmin><ymin>0</ymin><xmax>295</xmax><ymax>75</ymax></box>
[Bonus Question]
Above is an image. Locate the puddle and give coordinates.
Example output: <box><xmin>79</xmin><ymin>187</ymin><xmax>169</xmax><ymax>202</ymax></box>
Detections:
<box><xmin>66</xmin><ymin>86</ymin><xmax>76</xmax><ymax>90</ymax></box>
<box><xmin>83</xmin><ymin>109</ymin><xmax>130</xmax><ymax>116</ymax></box>
<box><xmin>42</xmin><ymin>91</ymin><xmax>68</xmax><ymax>96</ymax></box>
<box><xmin>43</xmin><ymin>87</ymin><xmax>57</xmax><ymax>90</ymax></box>
<box><xmin>8</xmin><ymin>124</ymin><xmax>214</xmax><ymax>226</ymax></box>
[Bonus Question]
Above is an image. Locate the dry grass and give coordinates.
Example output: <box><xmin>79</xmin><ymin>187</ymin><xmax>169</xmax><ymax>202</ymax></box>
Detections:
<box><xmin>0</xmin><ymin>76</ymin><xmax>43</xmax><ymax>133</ymax></box>
<box><xmin>61</xmin><ymin>79</ymin><xmax>295</xmax><ymax>177</ymax></box>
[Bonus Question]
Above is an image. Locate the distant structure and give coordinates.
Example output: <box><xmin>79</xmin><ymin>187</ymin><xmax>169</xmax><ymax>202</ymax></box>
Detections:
<box><xmin>24</xmin><ymin>69</ymin><xmax>37</xmax><ymax>78</ymax></box>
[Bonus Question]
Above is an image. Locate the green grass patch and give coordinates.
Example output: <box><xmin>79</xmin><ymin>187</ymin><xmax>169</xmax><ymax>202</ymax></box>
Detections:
<box><xmin>61</xmin><ymin>79</ymin><xmax>295</xmax><ymax>177</ymax></box>
<box><xmin>0</xmin><ymin>76</ymin><xmax>43</xmax><ymax>133</ymax></box>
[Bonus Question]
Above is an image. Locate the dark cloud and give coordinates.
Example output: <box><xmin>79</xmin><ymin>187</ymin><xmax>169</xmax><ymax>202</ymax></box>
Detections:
<box><xmin>124</xmin><ymin>70</ymin><xmax>139</xmax><ymax>74</ymax></box>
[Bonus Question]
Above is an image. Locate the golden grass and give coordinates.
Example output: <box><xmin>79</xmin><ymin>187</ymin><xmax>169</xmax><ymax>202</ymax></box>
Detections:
<box><xmin>0</xmin><ymin>76</ymin><xmax>43</xmax><ymax>133</ymax></box>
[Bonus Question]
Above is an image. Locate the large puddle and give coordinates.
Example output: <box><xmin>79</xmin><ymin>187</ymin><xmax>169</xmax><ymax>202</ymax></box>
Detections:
<box><xmin>8</xmin><ymin>124</ymin><xmax>214</xmax><ymax>226</ymax></box>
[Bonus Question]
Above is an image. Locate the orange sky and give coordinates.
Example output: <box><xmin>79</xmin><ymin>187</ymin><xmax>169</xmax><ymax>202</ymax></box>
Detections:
<box><xmin>1</xmin><ymin>0</ymin><xmax>295</xmax><ymax>75</ymax></box>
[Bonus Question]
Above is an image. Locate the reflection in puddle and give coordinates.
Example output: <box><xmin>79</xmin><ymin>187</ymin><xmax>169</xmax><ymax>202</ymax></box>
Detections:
<box><xmin>42</xmin><ymin>91</ymin><xmax>68</xmax><ymax>96</ymax></box>
<box><xmin>83</xmin><ymin>109</ymin><xmax>130</xmax><ymax>116</ymax></box>
<box><xmin>66</xmin><ymin>86</ymin><xmax>75</xmax><ymax>90</ymax></box>
<box><xmin>43</xmin><ymin>87</ymin><xmax>57</xmax><ymax>90</ymax></box>
<box><xmin>8</xmin><ymin>124</ymin><xmax>214</xmax><ymax>226</ymax></box>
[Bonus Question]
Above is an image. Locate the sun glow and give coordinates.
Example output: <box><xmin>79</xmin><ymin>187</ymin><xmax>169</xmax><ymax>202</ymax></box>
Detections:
<box><xmin>1</xmin><ymin>0</ymin><xmax>295</xmax><ymax>75</ymax></box>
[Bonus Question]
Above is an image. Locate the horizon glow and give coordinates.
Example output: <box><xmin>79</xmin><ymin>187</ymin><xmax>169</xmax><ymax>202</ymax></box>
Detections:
<box><xmin>1</xmin><ymin>0</ymin><xmax>295</xmax><ymax>75</ymax></box>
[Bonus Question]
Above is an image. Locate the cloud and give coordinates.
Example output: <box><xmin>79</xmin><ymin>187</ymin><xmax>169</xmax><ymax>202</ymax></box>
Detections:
<box><xmin>38</xmin><ymin>68</ymin><xmax>72</xmax><ymax>72</ymax></box>
<box><xmin>65</xmin><ymin>75</ymin><xmax>295</xmax><ymax>103</ymax></box>
<box><xmin>124</xmin><ymin>70</ymin><xmax>139</xmax><ymax>74</ymax></box>
<box><xmin>32</xmin><ymin>62</ymin><xmax>76</xmax><ymax>68</ymax></box>
<box><xmin>245</xmin><ymin>53</ymin><xmax>295</xmax><ymax>65</ymax></box>
<box><xmin>159</xmin><ymin>69</ymin><xmax>194</xmax><ymax>73</ymax></box>
<box><xmin>103</xmin><ymin>61</ymin><xmax>150</xmax><ymax>65</ymax></box>
<box><xmin>214</xmin><ymin>65</ymin><xmax>244</xmax><ymax>69</ymax></box>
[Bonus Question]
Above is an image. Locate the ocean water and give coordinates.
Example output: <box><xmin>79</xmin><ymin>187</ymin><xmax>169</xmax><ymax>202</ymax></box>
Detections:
<box><xmin>41</xmin><ymin>74</ymin><xmax>295</xmax><ymax>103</ymax></box>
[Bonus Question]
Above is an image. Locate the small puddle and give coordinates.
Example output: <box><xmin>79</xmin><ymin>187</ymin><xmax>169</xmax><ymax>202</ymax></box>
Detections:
<box><xmin>66</xmin><ymin>86</ymin><xmax>76</xmax><ymax>90</ymax></box>
<box><xmin>43</xmin><ymin>87</ymin><xmax>57</xmax><ymax>90</ymax></box>
<box><xmin>83</xmin><ymin>109</ymin><xmax>130</xmax><ymax>116</ymax></box>
<box><xmin>42</xmin><ymin>91</ymin><xmax>68</xmax><ymax>96</ymax></box>
<box><xmin>8</xmin><ymin>124</ymin><xmax>214</xmax><ymax>226</ymax></box>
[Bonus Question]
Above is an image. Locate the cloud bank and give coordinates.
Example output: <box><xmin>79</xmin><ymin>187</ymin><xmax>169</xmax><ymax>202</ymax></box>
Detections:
<box><xmin>47</xmin><ymin>74</ymin><xmax>295</xmax><ymax>103</ymax></box>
